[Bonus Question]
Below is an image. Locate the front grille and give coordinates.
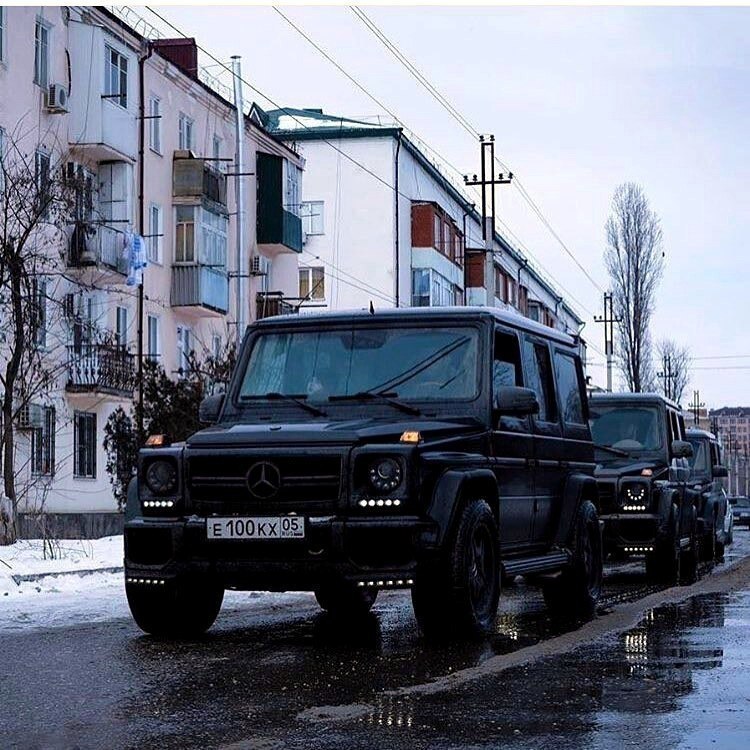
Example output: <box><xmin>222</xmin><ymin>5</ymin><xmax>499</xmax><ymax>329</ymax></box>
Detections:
<box><xmin>186</xmin><ymin>452</ymin><xmax>343</xmax><ymax>514</ymax></box>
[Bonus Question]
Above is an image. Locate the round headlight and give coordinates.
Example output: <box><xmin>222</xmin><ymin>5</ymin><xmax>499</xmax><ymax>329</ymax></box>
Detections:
<box><xmin>145</xmin><ymin>460</ymin><xmax>178</xmax><ymax>495</ymax></box>
<box><xmin>368</xmin><ymin>458</ymin><xmax>402</xmax><ymax>492</ymax></box>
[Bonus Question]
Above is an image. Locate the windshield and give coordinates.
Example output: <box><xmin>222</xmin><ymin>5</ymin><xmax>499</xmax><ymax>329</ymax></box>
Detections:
<box><xmin>687</xmin><ymin>438</ymin><xmax>711</xmax><ymax>476</ymax></box>
<box><xmin>589</xmin><ymin>404</ymin><xmax>664</xmax><ymax>456</ymax></box>
<box><xmin>238</xmin><ymin>326</ymin><xmax>480</xmax><ymax>403</ymax></box>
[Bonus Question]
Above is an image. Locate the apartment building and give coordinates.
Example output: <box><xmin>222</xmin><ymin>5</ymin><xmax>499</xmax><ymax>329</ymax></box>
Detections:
<box><xmin>710</xmin><ymin>407</ymin><xmax>750</xmax><ymax>455</ymax></box>
<box><xmin>252</xmin><ymin>107</ymin><xmax>585</xmax><ymax>348</ymax></box>
<box><xmin>0</xmin><ymin>7</ymin><xmax>302</xmax><ymax>532</ymax></box>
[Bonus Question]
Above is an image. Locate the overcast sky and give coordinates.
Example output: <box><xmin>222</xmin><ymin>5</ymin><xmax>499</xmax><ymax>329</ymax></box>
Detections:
<box><xmin>159</xmin><ymin>4</ymin><xmax>750</xmax><ymax>407</ymax></box>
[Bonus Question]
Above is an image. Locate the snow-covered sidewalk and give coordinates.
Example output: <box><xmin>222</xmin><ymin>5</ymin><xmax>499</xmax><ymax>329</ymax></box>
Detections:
<box><xmin>0</xmin><ymin>535</ymin><xmax>315</xmax><ymax>634</ymax></box>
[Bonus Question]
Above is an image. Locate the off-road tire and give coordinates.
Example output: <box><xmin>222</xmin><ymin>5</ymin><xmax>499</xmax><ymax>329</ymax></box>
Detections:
<box><xmin>126</xmin><ymin>576</ymin><xmax>224</xmax><ymax>637</ymax></box>
<box><xmin>646</xmin><ymin>506</ymin><xmax>680</xmax><ymax>584</ymax></box>
<box><xmin>314</xmin><ymin>581</ymin><xmax>378</xmax><ymax>617</ymax></box>
<box><xmin>412</xmin><ymin>499</ymin><xmax>500</xmax><ymax>639</ymax></box>
<box><xmin>543</xmin><ymin>500</ymin><xmax>602</xmax><ymax>620</ymax></box>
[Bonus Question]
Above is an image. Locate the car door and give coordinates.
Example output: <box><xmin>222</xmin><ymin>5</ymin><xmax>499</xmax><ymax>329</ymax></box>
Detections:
<box><xmin>521</xmin><ymin>335</ymin><xmax>564</xmax><ymax>546</ymax></box>
<box><xmin>491</xmin><ymin>326</ymin><xmax>535</xmax><ymax>550</ymax></box>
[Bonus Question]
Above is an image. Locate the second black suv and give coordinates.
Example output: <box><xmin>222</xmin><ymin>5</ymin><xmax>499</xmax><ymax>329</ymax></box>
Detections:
<box><xmin>686</xmin><ymin>428</ymin><xmax>730</xmax><ymax>560</ymax></box>
<box><xmin>590</xmin><ymin>393</ymin><xmax>699</xmax><ymax>583</ymax></box>
<box><xmin>124</xmin><ymin>308</ymin><xmax>603</xmax><ymax>638</ymax></box>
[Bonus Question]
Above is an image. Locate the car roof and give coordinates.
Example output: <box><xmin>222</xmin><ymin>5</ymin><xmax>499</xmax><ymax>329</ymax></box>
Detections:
<box><xmin>686</xmin><ymin>427</ymin><xmax>717</xmax><ymax>440</ymax></box>
<box><xmin>589</xmin><ymin>391</ymin><xmax>682</xmax><ymax>411</ymax></box>
<box><xmin>251</xmin><ymin>306</ymin><xmax>579</xmax><ymax>347</ymax></box>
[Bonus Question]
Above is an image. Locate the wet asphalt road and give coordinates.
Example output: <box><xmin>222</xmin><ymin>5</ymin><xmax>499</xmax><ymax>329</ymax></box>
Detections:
<box><xmin>3</xmin><ymin>533</ymin><xmax>750</xmax><ymax>750</ymax></box>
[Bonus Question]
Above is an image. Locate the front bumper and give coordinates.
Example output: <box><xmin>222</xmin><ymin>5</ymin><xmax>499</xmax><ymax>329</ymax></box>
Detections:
<box><xmin>124</xmin><ymin>514</ymin><xmax>437</xmax><ymax>591</ymax></box>
<box><xmin>599</xmin><ymin>512</ymin><xmax>670</xmax><ymax>553</ymax></box>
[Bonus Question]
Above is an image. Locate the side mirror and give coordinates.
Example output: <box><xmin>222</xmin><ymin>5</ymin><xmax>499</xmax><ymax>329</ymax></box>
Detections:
<box><xmin>199</xmin><ymin>393</ymin><xmax>225</xmax><ymax>425</ymax></box>
<box><xmin>712</xmin><ymin>465</ymin><xmax>728</xmax><ymax>479</ymax></box>
<box><xmin>494</xmin><ymin>386</ymin><xmax>539</xmax><ymax>418</ymax></box>
<box><xmin>671</xmin><ymin>439</ymin><xmax>693</xmax><ymax>459</ymax></box>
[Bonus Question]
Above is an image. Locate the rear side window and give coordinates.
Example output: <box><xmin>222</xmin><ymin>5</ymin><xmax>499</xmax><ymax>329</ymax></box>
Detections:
<box><xmin>523</xmin><ymin>339</ymin><xmax>558</xmax><ymax>423</ymax></box>
<box><xmin>554</xmin><ymin>351</ymin><xmax>585</xmax><ymax>425</ymax></box>
<box><xmin>493</xmin><ymin>329</ymin><xmax>523</xmax><ymax>389</ymax></box>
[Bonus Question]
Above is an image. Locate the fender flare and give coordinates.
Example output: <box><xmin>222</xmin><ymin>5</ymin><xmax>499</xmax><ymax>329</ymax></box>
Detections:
<box><xmin>427</xmin><ymin>468</ymin><xmax>499</xmax><ymax>547</ymax></box>
<box><xmin>554</xmin><ymin>473</ymin><xmax>599</xmax><ymax>547</ymax></box>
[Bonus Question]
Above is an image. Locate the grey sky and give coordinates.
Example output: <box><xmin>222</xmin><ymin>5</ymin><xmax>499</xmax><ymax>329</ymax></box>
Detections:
<box><xmin>161</xmin><ymin>5</ymin><xmax>750</xmax><ymax>407</ymax></box>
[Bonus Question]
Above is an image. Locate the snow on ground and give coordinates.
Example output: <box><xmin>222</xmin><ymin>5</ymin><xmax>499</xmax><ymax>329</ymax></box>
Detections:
<box><xmin>0</xmin><ymin>535</ymin><xmax>315</xmax><ymax>634</ymax></box>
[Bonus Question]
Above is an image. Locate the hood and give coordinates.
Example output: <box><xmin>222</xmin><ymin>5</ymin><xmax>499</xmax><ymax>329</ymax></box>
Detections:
<box><xmin>594</xmin><ymin>459</ymin><xmax>667</xmax><ymax>481</ymax></box>
<box><xmin>186</xmin><ymin>416</ymin><xmax>484</xmax><ymax>449</ymax></box>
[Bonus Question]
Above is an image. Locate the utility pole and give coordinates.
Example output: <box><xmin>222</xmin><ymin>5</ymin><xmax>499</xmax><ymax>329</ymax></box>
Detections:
<box><xmin>464</xmin><ymin>135</ymin><xmax>512</xmax><ymax>301</ymax></box>
<box><xmin>657</xmin><ymin>354</ymin><xmax>674</xmax><ymax>401</ymax></box>
<box><xmin>594</xmin><ymin>292</ymin><xmax>620</xmax><ymax>392</ymax></box>
<box><xmin>688</xmin><ymin>390</ymin><xmax>705</xmax><ymax>426</ymax></box>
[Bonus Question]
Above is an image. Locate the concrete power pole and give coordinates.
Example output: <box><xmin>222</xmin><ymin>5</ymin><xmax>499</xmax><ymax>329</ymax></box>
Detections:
<box><xmin>594</xmin><ymin>292</ymin><xmax>620</xmax><ymax>392</ymax></box>
<box><xmin>688</xmin><ymin>390</ymin><xmax>705</xmax><ymax>426</ymax></box>
<box><xmin>231</xmin><ymin>56</ymin><xmax>247</xmax><ymax>340</ymax></box>
<box><xmin>657</xmin><ymin>355</ymin><xmax>674</xmax><ymax>401</ymax></box>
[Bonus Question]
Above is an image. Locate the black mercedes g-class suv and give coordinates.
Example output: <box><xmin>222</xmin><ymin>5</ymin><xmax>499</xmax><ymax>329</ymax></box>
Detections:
<box><xmin>124</xmin><ymin>307</ymin><xmax>602</xmax><ymax>638</ymax></box>
<box><xmin>590</xmin><ymin>393</ymin><xmax>699</xmax><ymax>583</ymax></box>
<box><xmin>686</xmin><ymin>428</ymin><xmax>730</xmax><ymax>560</ymax></box>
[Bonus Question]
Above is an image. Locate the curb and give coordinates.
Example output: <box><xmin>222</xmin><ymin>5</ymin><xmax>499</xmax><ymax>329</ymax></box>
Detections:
<box><xmin>10</xmin><ymin>566</ymin><xmax>124</xmax><ymax>586</ymax></box>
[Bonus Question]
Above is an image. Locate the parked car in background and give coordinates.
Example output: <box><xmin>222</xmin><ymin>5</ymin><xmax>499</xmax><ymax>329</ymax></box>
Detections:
<box><xmin>124</xmin><ymin>307</ymin><xmax>603</xmax><ymax>639</ymax></box>
<box><xmin>729</xmin><ymin>496</ymin><xmax>750</xmax><ymax>528</ymax></box>
<box><xmin>686</xmin><ymin>428</ymin><xmax>731</xmax><ymax>559</ymax></box>
<box><xmin>590</xmin><ymin>393</ymin><xmax>700</xmax><ymax>584</ymax></box>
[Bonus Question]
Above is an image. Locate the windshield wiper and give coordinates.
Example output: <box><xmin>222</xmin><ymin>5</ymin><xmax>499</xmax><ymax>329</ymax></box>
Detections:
<box><xmin>240</xmin><ymin>392</ymin><xmax>326</xmax><ymax>417</ymax></box>
<box><xmin>328</xmin><ymin>390</ymin><xmax>421</xmax><ymax>416</ymax></box>
<box><xmin>593</xmin><ymin>443</ymin><xmax>630</xmax><ymax>457</ymax></box>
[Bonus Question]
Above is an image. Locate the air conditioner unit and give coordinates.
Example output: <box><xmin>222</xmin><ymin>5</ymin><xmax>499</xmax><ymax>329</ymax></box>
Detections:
<box><xmin>46</xmin><ymin>83</ymin><xmax>69</xmax><ymax>114</ymax></box>
<box><xmin>16</xmin><ymin>403</ymin><xmax>44</xmax><ymax>430</ymax></box>
<box><xmin>249</xmin><ymin>255</ymin><xmax>268</xmax><ymax>276</ymax></box>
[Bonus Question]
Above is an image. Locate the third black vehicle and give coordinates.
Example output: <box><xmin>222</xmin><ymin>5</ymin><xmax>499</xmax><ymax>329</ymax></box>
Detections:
<box><xmin>686</xmin><ymin>428</ymin><xmax>731</xmax><ymax>559</ymax></box>
<box><xmin>590</xmin><ymin>393</ymin><xmax>700</xmax><ymax>583</ymax></box>
<box><xmin>124</xmin><ymin>307</ymin><xmax>603</xmax><ymax>639</ymax></box>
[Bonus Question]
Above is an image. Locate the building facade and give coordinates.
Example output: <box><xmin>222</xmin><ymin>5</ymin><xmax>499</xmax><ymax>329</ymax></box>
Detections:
<box><xmin>0</xmin><ymin>6</ymin><xmax>302</xmax><ymax>532</ymax></box>
<box><xmin>252</xmin><ymin>107</ymin><xmax>585</xmax><ymax>348</ymax></box>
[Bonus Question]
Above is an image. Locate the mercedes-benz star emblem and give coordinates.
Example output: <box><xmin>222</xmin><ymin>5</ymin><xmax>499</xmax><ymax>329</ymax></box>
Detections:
<box><xmin>246</xmin><ymin>461</ymin><xmax>281</xmax><ymax>499</ymax></box>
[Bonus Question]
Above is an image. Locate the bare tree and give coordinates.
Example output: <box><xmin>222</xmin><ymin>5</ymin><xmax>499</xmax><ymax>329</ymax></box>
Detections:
<box><xmin>605</xmin><ymin>183</ymin><xmax>664</xmax><ymax>392</ymax></box>
<box><xmin>0</xmin><ymin>127</ymin><xmax>77</xmax><ymax>544</ymax></box>
<box><xmin>656</xmin><ymin>339</ymin><xmax>691</xmax><ymax>405</ymax></box>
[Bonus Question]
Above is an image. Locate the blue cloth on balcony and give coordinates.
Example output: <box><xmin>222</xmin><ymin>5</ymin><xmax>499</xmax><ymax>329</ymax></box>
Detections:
<box><xmin>124</xmin><ymin>232</ymin><xmax>148</xmax><ymax>287</ymax></box>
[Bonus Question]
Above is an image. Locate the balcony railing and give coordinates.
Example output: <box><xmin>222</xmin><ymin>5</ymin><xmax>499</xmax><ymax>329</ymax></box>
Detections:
<box><xmin>256</xmin><ymin>292</ymin><xmax>298</xmax><ymax>320</ymax></box>
<box><xmin>67</xmin><ymin>343</ymin><xmax>135</xmax><ymax>397</ymax></box>
<box><xmin>68</xmin><ymin>223</ymin><xmax>128</xmax><ymax>275</ymax></box>
<box><xmin>171</xmin><ymin>265</ymin><xmax>229</xmax><ymax>314</ymax></box>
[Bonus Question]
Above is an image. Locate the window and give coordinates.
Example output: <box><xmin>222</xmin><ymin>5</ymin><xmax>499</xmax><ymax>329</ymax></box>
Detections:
<box><xmin>98</xmin><ymin>162</ymin><xmax>132</xmax><ymax>224</ymax></box>
<box><xmin>115</xmin><ymin>306</ymin><xmax>128</xmax><ymax>348</ymax></box>
<box><xmin>299</xmin><ymin>266</ymin><xmax>325</xmax><ymax>301</ymax></box>
<box><xmin>73</xmin><ymin>412</ymin><xmax>97</xmax><ymax>479</ymax></box>
<box><xmin>493</xmin><ymin>330</ymin><xmax>523</xmax><ymax>390</ymax></box>
<box><xmin>32</xmin><ymin>278</ymin><xmax>48</xmax><ymax>348</ymax></box>
<box><xmin>0</xmin><ymin>8</ymin><xmax>5</xmax><ymax>63</ymax></box>
<box><xmin>523</xmin><ymin>340</ymin><xmax>558</xmax><ymax>423</ymax></box>
<box><xmin>34</xmin><ymin>19</ymin><xmax>50</xmax><ymax>88</ymax></box>
<box><xmin>212</xmin><ymin>134</ymin><xmax>222</xmax><ymax>167</ymax></box>
<box><xmin>554</xmin><ymin>352</ymin><xmax>585</xmax><ymax>425</ymax></box>
<box><xmin>284</xmin><ymin>161</ymin><xmax>301</xmax><ymax>216</ymax></box>
<box><xmin>175</xmin><ymin>205</ymin><xmax>195</xmax><ymax>263</ymax></box>
<box><xmin>177</xmin><ymin>325</ymin><xmax>192</xmax><ymax>376</ymax></box>
<box><xmin>147</xmin><ymin>315</ymin><xmax>160</xmax><ymax>361</ymax></box>
<box><xmin>431</xmin><ymin>269</ymin><xmax>454</xmax><ymax>307</ymax></box>
<box><xmin>433</xmin><ymin>213</ymin><xmax>443</xmax><ymax>253</ymax></box>
<box><xmin>178</xmin><ymin>113</ymin><xmax>193</xmax><ymax>151</ymax></box>
<box><xmin>31</xmin><ymin>406</ymin><xmax>55</xmax><ymax>476</ymax></box>
<box><xmin>412</xmin><ymin>268</ymin><xmax>430</xmax><ymax>307</ymax></box>
<box><xmin>148</xmin><ymin>96</ymin><xmax>161</xmax><ymax>153</ymax></box>
<box><xmin>148</xmin><ymin>203</ymin><xmax>162</xmax><ymax>264</ymax></box>
<box><xmin>212</xmin><ymin>334</ymin><xmax>222</xmax><ymax>360</ymax></box>
<box><xmin>35</xmin><ymin>150</ymin><xmax>50</xmax><ymax>218</ymax></box>
<box><xmin>200</xmin><ymin>207</ymin><xmax>227</xmax><ymax>267</ymax></box>
<box><xmin>411</xmin><ymin>268</ymin><xmax>457</xmax><ymax>308</ymax></box>
<box><xmin>300</xmin><ymin>201</ymin><xmax>324</xmax><ymax>235</ymax></box>
<box><xmin>104</xmin><ymin>45</ymin><xmax>128</xmax><ymax>108</ymax></box>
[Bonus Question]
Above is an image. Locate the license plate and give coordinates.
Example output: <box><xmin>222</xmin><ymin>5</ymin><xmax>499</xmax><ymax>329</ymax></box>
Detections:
<box><xmin>206</xmin><ymin>516</ymin><xmax>305</xmax><ymax>540</ymax></box>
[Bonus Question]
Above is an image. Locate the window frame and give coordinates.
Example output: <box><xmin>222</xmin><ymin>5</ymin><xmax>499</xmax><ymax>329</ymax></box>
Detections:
<box><xmin>178</xmin><ymin>112</ymin><xmax>194</xmax><ymax>151</ymax></box>
<box><xmin>553</xmin><ymin>349</ymin><xmax>587</xmax><ymax>427</ymax></box>
<box><xmin>115</xmin><ymin>305</ymin><xmax>128</xmax><ymax>348</ymax></box>
<box><xmin>148</xmin><ymin>95</ymin><xmax>161</xmax><ymax>154</ymax></box>
<box><xmin>177</xmin><ymin>325</ymin><xmax>193</xmax><ymax>376</ymax></box>
<box><xmin>522</xmin><ymin>336</ymin><xmax>559</xmax><ymax>425</ymax></box>
<box><xmin>34</xmin><ymin>18</ymin><xmax>51</xmax><ymax>89</ymax></box>
<box><xmin>148</xmin><ymin>202</ymin><xmax>163</xmax><ymax>264</ymax></box>
<box><xmin>146</xmin><ymin>314</ymin><xmax>160</xmax><ymax>361</ymax></box>
<box><xmin>73</xmin><ymin>411</ymin><xmax>97</xmax><ymax>479</ymax></box>
<box><xmin>34</xmin><ymin>149</ymin><xmax>51</xmax><ymax>219</ymax></box>
<box><xmin>298</xmin><ymin>266</ymin><xmax>325</xmax><ymax>301</ymax></box>
<box><xmin>300</xmin><ymin>200</ymin><xmax>324</xmax><ymax>236</ymax></box>
<box><xmin>104</xmin><ymin>44</ymin><xmax>128</xmax><ymax>109</ymax></box>
<box><xmin>31</xmin><ymin>405</ymin><xmax>55</xmax><ymax>477</ymax></box>
<box><xmin>174</xmin><ymin>204</ymin><xmax>196</xmax><ymax>263</ymax></box>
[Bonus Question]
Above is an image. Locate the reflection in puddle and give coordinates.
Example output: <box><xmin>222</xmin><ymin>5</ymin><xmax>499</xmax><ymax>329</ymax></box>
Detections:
<box><xmin>364</xmin><ymin>694</ymin><xmax>415</xmax><ymax>729</ymax></box>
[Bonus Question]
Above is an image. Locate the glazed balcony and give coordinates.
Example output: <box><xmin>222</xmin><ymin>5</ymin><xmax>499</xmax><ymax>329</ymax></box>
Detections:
<box><xmin>171</xmin><ymin>264</ymin><xmax>229</xmax><ymax>317</ymax></box>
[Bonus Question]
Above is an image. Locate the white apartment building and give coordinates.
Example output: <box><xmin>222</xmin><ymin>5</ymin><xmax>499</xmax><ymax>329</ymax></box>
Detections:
<box><xmin>252</xmin><ymin>107</ymin><xmax>585</xmax><ymax>348</ymax></box>
<box><xmin>0</xmin><ymin>7</ymin><xmax>303</xmax><ymax>534</ymax></box>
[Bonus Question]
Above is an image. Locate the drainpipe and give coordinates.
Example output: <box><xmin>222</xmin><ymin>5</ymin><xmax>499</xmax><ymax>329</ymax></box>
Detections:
<box><xmin>137</xmin><ymin>41</ymin><xmax>153</xmax><ymax>439</ymax></box>
<box><xmin>231</xmin><ymin>56</ymin><xmax>247</xmax><ymax>338</ymax></box>
<box><xmin>394</xmin><ymin>130</ymin><xmax>402</xmax><ymax>307</ymax></box>
<box><xmin>461</xmin><ymin>204</ymin><xmax>474</xmax><ymax>305</ymax></box>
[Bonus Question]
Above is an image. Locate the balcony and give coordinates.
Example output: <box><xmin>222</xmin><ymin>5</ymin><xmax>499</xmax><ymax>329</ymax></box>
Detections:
<box><xmin>257</xmin><ymin>152</ymin><xmax>303</xmax><ymax>255</ymax></box>
<box><xmin>67</xmin><ymin>223</ymin><xmax>129</xmax><ymax>284</ymax></box>
<box><xmin>66</xmin><ymin>344</ymin><xmax>135</xmax><ymax>400</ymax></box>
<box><xmin>171</xmin><ymin>265</ymin><xmax>229</xmax><ymax>316</ymax></box>
<box><xmin>173</xmin><ymin>152</ymin><xmax>227</xmax><ymax>207</ymax></box>
<box><xmin>256</xmin><ymin>292</ymin><xmax>298</xmax><ymax>320</ymax></box>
